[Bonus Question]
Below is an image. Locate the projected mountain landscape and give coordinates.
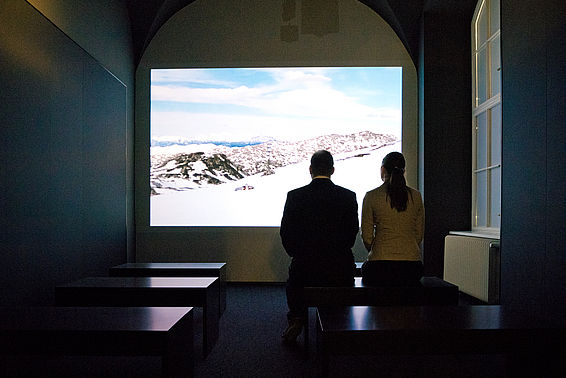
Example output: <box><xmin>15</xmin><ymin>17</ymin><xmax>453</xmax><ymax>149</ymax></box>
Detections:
<box><xmin>151</xmin><ymin>131</ymin><xmax>396</xmax><ymax>194</ymax></box>
<box><xmin>150</xmin><ymin>67</ymin><xmax>402</xmax><ymax>226</ymax></box>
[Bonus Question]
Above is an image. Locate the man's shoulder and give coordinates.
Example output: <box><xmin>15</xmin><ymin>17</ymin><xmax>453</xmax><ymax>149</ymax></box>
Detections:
<box><xmin>287</xmin><ymin>184</ymin><xmax>310</xmax><ymax>196</ymax></box>
<box><xmin>287</xmin><ymin>180</ymin><xmax>355</xmax><ymax>198</ymax></box>
<box><xmin>333</xmin><ymin>184</ymin><xmax>356</xmax><ymax>197</ymax></box>
<box><xmin>288</xmin><ymin>179</ymin><xmax>328</xmax><ymax>194</ymax></box>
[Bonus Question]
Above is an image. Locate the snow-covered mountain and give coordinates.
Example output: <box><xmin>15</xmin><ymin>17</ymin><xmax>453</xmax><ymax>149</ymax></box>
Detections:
<box><xmin>151</xmin><ymin>135</ymin><xmax>276</xmax><ymax>148</ymax></box>
<box><xmin>151</xmin><ymin>131</ymin><xmax>397</xmax><ymax>195</ymax></box>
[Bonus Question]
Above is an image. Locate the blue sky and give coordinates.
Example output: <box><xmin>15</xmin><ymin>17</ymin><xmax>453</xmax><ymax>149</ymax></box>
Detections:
<box><xmin>151</xmin><ymin>67</ymin><xmax>402</xmax><ymax>143</ymax></box>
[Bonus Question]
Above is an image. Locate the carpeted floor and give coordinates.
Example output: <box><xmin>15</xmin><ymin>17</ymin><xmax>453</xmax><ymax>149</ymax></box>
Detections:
<box><xmin>194</xmin><ymin>283</ymin><xmax>317</xmax><ymax>377</ymax></box>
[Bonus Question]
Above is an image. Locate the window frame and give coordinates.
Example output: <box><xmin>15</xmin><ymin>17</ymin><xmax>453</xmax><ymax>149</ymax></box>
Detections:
<box><xmin>471</xmin><ymin>0</ymin><xmax>501</xmax><ymax>235</ymax></box>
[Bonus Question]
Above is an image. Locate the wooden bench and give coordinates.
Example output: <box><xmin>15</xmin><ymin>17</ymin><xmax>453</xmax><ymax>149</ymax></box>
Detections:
<box><xmin>0</xmin><ymin>306</ymin><xmax>193</xmax><ymax>378</ymax></box>
<box><xmin>305</xmin><ymin>277</ymin><xmax>458</xmax><ymax>307</ymax></box>
<box><xmin>55</xmin><ymin>277</ymin><xmax>219</xmax><ymax>357</ymax></box>
<box><xmin>303</xmin><ymin>277</ymin><xmax>459</xmax><ymax>351</ymax></box>
<box><xmin>109</xmin><ymin>263</ymin><xmax>227</xmax><ymax>315</ymax></box>
<box><xmin>316</xmin><ymin>305</ymin><xmax>566</xmax><ymax>377</ymax></box>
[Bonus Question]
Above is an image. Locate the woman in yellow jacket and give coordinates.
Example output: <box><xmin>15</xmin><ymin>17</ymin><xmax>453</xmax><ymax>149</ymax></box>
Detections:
<box><xmin>360</xmin><ymin>151</ymin><xmax>425</xmax><ymax>286</ymax></box>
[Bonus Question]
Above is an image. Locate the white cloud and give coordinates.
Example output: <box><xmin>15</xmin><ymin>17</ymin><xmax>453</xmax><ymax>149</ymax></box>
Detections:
<box><xmin>150</xmin><ymin>68</ymin><xmax>401</xmax><ymax>141</ymax></box>
<box><xmin>151</xmin><ymin>81</ymin><xmax>387</xmax><ymax>120</ymax></box>
<box><xmin>151</xmin><ymin>68</ymin><xmax>236</xmax><ymax>86</ymax></box>
<box><xmin>151</xmin><ymin>108</ymin><xmax>400</xmax><ymax>142</ymax></box>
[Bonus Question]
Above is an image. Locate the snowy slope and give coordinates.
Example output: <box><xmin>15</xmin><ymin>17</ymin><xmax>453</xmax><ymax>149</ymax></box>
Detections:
<box><xmin>150</xmin><ymin>131</ymin><xmax>397</xmax><ymax>195</ymax></box>
<box><xmin>150</xmin><ymin>134</ymin><xmax>401</xmax><ymax>226</ymax></box>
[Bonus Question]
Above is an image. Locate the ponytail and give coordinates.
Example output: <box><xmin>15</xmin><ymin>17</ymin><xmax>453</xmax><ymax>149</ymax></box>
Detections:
<box><xmin>382</xmin><ymin>152</ymin><xmax>410</xmax><ymax>212</ymax></box>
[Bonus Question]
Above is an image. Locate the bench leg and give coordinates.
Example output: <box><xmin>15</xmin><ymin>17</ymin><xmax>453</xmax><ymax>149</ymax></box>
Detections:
<box><xmin>0</xmin><ymin>356</ymin><xmax>6</xmax><ymax>378</ymax></box>
<box><xmin>219</xmin><ymin>282</ymin><xmax>226</xmax><ymax>316</ymax></box>
<box><xmin>315</xmin><ymin>311</ymin><xmax>329</xmax><ymax>378</ymax></box>
<box><xmin>163</xmin><ymin>312</ymin><xmax>194</xmax><ymax>378</ymax></box>
<box><xmin>203</xmin><ymin>284</ymin><xmax>220</xmax><ymax>358</ymax></box>
<box><xmin>303</xmin><ymin>310</ymin><xmax>310</xmax><ymax>359</ymax></box>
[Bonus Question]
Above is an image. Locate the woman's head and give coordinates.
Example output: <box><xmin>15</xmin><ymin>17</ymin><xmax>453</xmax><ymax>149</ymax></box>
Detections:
<box><xmin>381</xmin><ymin>151</ymin><xmax>406</xmax><ymax>178</ymax></box>
<box><xmin>381</xmin><ymin>152</ymin><xmax>409</xmax><ymax>212</ymax></box>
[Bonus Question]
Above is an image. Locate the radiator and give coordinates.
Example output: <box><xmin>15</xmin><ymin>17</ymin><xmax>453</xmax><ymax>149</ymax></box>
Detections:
<box><xmin>443</xmin><ymin>234</ymin><xmax>500</xmax><ymax>304</ymax></box>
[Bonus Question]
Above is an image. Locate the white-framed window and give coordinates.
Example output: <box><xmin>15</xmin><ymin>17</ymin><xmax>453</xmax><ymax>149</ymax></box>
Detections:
<box><xmin>472</xmin><ymin>0</ymin><xmax>501</xmax><ymax>233</ymax></box>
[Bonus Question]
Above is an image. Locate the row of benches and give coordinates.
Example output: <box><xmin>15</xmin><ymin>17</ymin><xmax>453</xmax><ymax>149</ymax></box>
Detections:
<box><xmin>63</xmin><ymin>262</ymin><xmax>227</xmax><ymax>358</ymax></box>
<box><xmin>4</xmin><ymin>262</ymin><xmax>565</xmax><ymax>377</ymax></box>
<box><xmin>303</xmin><ymin>267</ymin><xmax>566</xmax><ymax>376</ymax></box>
<box><xmin>1</xmin><ymin>262</ymin><xmax>227</xmax><ymax>378</ymax></box>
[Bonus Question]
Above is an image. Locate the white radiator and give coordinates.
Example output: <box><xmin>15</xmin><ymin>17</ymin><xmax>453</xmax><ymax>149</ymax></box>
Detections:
<box><xmin>443</xmin><ymin>234</ymin><xmax>500</xmax><ymax>304</ymax></box>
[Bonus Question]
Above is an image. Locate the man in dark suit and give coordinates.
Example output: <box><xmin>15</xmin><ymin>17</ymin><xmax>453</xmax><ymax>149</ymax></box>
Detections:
<box><xmin>280</xmin><ymin>150</ymin><xmax>359</xmax><ymax>344</ymax></box>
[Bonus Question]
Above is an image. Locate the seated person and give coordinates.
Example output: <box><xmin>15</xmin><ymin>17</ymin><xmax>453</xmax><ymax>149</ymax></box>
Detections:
<box><xmin>360</xmin><ymin>152</ymin><xmax>424</xmax><ymax>286</ymax></box>
<box><xmin>280</xmin><ymin>150</ymin><xmax>358</xmax><ymax>345</ymax></box>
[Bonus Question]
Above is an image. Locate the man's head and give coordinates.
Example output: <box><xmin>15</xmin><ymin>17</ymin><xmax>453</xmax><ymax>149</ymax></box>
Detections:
<box><xmin>310</xmin><ymin>150</ymin><xmax>334</xmax><ymax>177</ymax></box>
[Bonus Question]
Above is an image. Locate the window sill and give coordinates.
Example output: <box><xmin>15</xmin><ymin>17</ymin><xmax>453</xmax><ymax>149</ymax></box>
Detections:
<box><xmin>449</xmin><ymin>230</ymin><xmax>500</xmax><ymax>240</ymax></box>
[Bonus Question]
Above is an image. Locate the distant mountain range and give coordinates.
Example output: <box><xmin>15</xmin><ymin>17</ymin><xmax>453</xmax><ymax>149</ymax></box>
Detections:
<box><xmin>150</xmin><ymin>131</ymin><xmax>397</xmax><ymax>194</ymax></box>
<box><xmin>151</xmin><ymin>135</ymin><xmax>276</xmax><ymax>148</ymax></box>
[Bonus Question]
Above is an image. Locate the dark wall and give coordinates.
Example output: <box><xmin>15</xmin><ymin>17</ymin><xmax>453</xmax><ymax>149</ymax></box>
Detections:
<box><xmin>0</xmin><ymin>1</ymin><xmax>129</xmax><ymax>305</ymax></box>
<box><xmin>500</xmin><ymin>0</ymin><xmax>566</xmax><ymax>313</ymax></box>
<box><xmin>25</xmin><ymin>0</ymin><xmax>137</xmax><ymax>263</ymax></box>
<box><xmin>418</xmin><ymin>1</ymin><xmax>476</xmax><ymax>277</ymax></box>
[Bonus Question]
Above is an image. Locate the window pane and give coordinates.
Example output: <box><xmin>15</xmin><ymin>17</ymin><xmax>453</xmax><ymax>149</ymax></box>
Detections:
<box><xmin>477</xmin><ymin>47</ymin><xmax>488</xmax><ymax>104</ymax></box>
<box><xmin>490</xmin><ymin>0</ymin><xmax>500</xmax><ymax>34</ymax></box>
<box><xmin>491</xmin><ymin>104</ymin><xmax>501</xmax><ymax>165</ymax></box>
<box><xmin>490</xmin><ymin>35</ymin><xmax>501</xmax><ymax>96</ymax></box>
<box><xmin>476</xmin><ymin>171</ymin><xmax>487</xmax><ymax>227</ymax></box>
<box><xmin>490</xmin><ymin>167</ymin><xmax>501</xmax><ymax>228</ymax></box>
<box><xmin>477</xmin><ymin>2</ymin><xmax>488</xmax><ymax>46</ymax></box>
<box><xmin>477</xmin><ymin>112</ymin><xmax>488</xmax><ymax>168</ymax></box>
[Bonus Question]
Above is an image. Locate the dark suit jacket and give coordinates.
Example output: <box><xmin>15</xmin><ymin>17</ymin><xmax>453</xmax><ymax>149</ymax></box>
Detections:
<box><xmin>280</xmin><ymin>178</ymin><xmax>359</xmax><ymax>264</ymax></box>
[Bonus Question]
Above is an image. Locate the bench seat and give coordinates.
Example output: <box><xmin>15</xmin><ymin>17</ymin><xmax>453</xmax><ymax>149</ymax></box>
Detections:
<box><xmin>0</xmin><ymin>306</ymin><xmax>193</xmax><ymax>378</ymax></box>
<box><xmin>305</xmin><ymin>276</ymin><xmax>459</xmax><ymax>307</ymax></box>
<box><xmin>316</xmin><ymin>305</ymin><xmax>566</xmax><ymax>377</ymax></box>
<box><xmin>302</xmin><ymin>276</ymin><xmax>459</xmax><ymax>351</ymax></box>
<box><xmin>109</xmin><ymin>263</ymin><xmax>227</xmax><ymax>315</ymax></box>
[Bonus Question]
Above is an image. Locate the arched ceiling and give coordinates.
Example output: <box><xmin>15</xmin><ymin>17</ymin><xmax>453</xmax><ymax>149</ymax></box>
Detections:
<box><xmin>126</xmin><ymin>0</ymin><xmax>424</xmax><ymax>67</ymax></box>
